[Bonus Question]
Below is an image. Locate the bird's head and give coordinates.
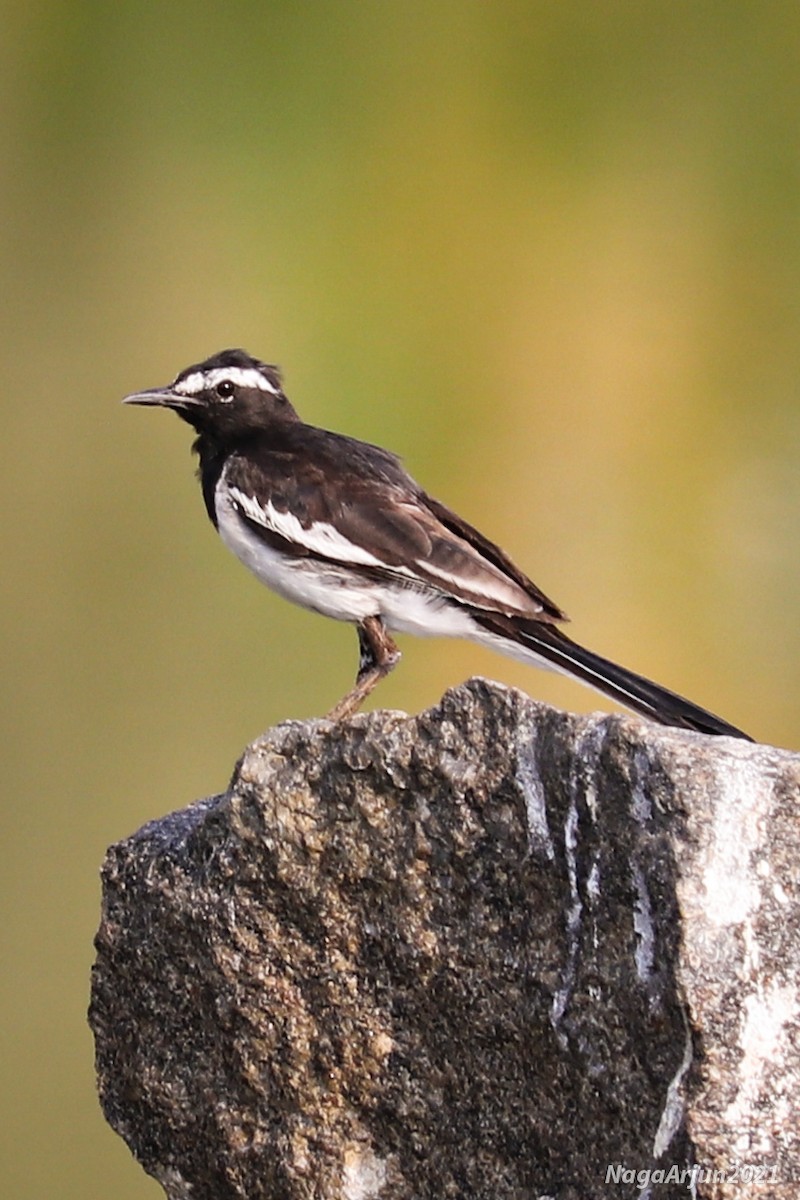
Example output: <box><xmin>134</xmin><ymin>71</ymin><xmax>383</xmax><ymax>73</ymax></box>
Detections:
<box><xmin>123</xmin><ymin>349</ymin><xmax>299</xmax><ymax>440</ymax></box>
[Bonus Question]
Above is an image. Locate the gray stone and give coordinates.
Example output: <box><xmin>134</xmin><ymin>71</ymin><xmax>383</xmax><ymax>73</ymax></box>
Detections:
<box><xmin>89</xmin><ymin>678</ymin><xmax>800</xmax><ymax>1199</ymax></box>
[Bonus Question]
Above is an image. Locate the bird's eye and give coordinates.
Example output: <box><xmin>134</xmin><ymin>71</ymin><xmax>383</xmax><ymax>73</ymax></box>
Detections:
<box><xmin>216</xmin><ymin>380</ymin><xmax>235</xmax><ymax>401</ymax></box>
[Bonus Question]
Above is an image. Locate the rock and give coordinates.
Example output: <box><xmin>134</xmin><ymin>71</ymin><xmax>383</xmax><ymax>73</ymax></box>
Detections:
<box><xmin>89</xmin><ymin>678</ymin><xmax>800</xmax><ymax>1199</ymax></box>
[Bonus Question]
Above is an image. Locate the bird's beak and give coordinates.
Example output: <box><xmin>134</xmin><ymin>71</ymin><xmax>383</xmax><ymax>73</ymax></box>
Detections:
<box><xmin>122</xmin><ymin>387</ymin><xmax>203</xmax><ymax>410</ymax></box>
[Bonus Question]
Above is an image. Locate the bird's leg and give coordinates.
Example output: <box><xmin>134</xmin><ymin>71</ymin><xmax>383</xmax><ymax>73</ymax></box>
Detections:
<box><xmin>326</xmin><ymin>615</ymin><xmax>401</xmax><ymax>721</ymax></box>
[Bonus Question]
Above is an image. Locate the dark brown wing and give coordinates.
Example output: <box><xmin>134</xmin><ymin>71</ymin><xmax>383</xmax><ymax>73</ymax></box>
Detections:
<box><xmin>226</xmin><ymin>425</ymin><xmax>566</xmax><ymax>621</ymax></box>
<box><xmin>422</xmin><ymin>493</ymin><xmax>567</xmax><ymax>622</ymax></box>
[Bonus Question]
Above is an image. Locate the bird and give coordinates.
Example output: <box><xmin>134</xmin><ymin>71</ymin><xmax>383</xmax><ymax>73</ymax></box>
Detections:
<box><xmin>123</xmin><ymin>348</ymin><xmax>751</xmax><ymax>739</ymax></box>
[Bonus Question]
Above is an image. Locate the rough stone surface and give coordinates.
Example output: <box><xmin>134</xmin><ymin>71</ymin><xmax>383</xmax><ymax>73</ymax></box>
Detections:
<box><xmin>90</xmin><ymin>678</ymin><xmax>800</xmax><ymax>1200</ymax></box>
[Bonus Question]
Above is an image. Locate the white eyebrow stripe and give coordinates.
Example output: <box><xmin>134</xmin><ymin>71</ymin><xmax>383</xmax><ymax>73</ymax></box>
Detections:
<box><xmin>173</xmin><ymin>367</ymin><xmax>280</xmax><ymax>395</ymax></box>
<box><xmin>228</xmin><ymin>487</ymin><xmax>387</xmax><ymax>567</ymax></box>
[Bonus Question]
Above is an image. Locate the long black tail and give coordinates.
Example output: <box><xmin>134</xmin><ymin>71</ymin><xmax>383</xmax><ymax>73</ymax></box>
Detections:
<box><xmin>476</xmin><ymin>614</ymin><xmax>752</xmax><ymax>740</ymax></box>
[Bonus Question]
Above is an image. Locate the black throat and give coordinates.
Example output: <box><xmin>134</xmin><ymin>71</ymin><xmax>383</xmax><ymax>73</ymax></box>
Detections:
<box><xmin>193</xmin><ymin>434</ymin><xmax>230</xmax><ymax>529</ymax></box>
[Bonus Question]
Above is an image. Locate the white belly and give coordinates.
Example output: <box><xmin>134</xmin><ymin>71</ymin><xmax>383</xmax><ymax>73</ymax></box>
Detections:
<box><xmin>215</xmin><ymin>488</ymin><xmax>377</xmax><ymax>621</ymax></box>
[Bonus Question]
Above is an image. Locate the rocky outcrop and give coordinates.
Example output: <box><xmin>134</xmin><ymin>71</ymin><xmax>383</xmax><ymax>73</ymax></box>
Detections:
<box><xmin>89</xmin><ymin>679</ymin><xmax>800</xmax><ymax>1199</ymax></box>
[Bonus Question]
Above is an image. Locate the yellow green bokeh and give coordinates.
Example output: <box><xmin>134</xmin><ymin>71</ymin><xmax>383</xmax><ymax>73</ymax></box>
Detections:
<box><xmin>3</xmin><ymin>4</ymin><xmax>800</xmax><ymax>1196</ymax></box>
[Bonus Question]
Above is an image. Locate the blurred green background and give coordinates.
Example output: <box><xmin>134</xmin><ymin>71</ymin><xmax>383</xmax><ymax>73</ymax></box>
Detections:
<box><xmin>3</xmin><ymin>2</ymin><xmax>800</xmax><ymax>1196</ymax></box>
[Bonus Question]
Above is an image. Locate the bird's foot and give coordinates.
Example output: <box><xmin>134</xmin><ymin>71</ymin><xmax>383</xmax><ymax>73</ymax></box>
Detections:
<box><xmin>326</xmin><ymin>617</ymin><xmax>401</xmax><ymax>721</ymax></box>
